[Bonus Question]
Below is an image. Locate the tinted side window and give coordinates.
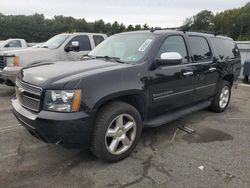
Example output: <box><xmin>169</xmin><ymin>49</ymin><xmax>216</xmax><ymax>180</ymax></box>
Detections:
<box><xmin>93</xmin><ymin>35</ymin><xmax>104</xmax><ymax>46</ymax></box>
<box><xmin>68</xmin><ymin>35</ymin><xmax>91</xmax><ymax>51</ymax></box>
<box><xmin>210</xmin><ymin>37</ymin><xmax>240</xmax><ymax>60</ymax></box>
<box><xmin>5</xmin><ymin>40</ymin><xmax>22</xmax><ymax>48</ymax></box>
<box><xmin>156</xmin><ymin>35</ymin><xmax>189</xmax><ymax>64</ymax></box>
<box><xmin>189</xmin><ymin>36</ymin><xmax>212</xmax><ymax>62</ymax></box>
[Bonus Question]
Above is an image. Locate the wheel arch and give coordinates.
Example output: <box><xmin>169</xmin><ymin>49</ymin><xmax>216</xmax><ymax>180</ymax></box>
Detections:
<box><xmin>93</xmin><ymin>91</ymin><xmax>147</xmax><ymax>121</ymax></box>
<box><xmin>222</xmin><ymin>74</ymin><xmax>234</xmax><ymax>87</ymax></box>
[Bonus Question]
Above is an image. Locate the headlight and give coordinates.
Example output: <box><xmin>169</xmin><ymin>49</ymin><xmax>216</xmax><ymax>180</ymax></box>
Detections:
<box><xmin>6</xmin><ymin>56</ymin><xmax>20</xmax><ymax>66</ymax></box>
<box><xmin>44</xmin><ymin>90</ymin><xmax>82</xmax><ymax>112</ymax></box>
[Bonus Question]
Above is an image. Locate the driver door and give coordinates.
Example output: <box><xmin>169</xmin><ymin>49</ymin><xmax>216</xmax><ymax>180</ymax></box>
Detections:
<box><xmin>148</xmin><ymin>35</ymin><xmax>195</xmax><ymax>117</ymax></box>
<box><xmin>62</xmin><ymin>35</ymin><xmax>92</xmax><ymax>61</ymax></box>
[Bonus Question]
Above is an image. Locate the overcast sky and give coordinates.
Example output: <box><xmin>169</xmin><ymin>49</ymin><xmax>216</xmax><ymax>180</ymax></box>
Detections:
<box><xmin>1</xmin><ymin>0</ymin><xmax>249</xmax><ymax>27</ymax></box>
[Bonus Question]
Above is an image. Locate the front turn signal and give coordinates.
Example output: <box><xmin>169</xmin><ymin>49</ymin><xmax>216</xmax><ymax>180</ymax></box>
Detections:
<box><xmin>13</xmin><ymin>56</ymin><xmax>20</xmax><ymax>66</ymax></box>
<box><xmin>72</xmin><ymin>90</ymin><xmax>82</xmax><ymax>112</ymax></box>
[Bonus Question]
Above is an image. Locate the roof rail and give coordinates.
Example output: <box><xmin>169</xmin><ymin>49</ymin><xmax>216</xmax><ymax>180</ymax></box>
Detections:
<box><xmin>197</xmin><ymin>31</ymin><xmax>223</xmax><ymax>36</ymax></box>
<box><xmin>150</xmin><ymin>27</ymin><xmax>223</xmax><ymax>36</ymax></box>
<box><xmin>212</xmin><ymin>31</ymin><xmax>223</xmax><ymax>36</ymax></box>
<box><xmin>150</xmin><ymin>27</ymin><xmax>190</xmax><ymax>33</ymax></box>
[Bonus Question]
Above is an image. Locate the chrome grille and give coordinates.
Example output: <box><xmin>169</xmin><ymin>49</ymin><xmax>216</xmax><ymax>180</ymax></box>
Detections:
<box><xmin>0</xmin><ymin>56</ymin><xmax>5</xmax><ymax>69</ymax></box>
<box><xmin>16</xmin><ymin>78</ymin><xmax>42</xmax><ymax>96</ymax></box>
<box><xmin>16</xmin><ymin>78</ymin><xmax>43</xmax><ymax>112</ymax></box>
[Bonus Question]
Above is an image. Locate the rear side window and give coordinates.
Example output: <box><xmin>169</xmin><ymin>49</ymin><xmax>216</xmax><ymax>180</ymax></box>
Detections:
<box><xmin>210</xmin><ymin>37</ymin><xmax>240</xmax><ymax>60</ymax></box>
<box><xmin>67</xmin><ymin>35</ymin><xmax>91</xmax><ymax>51</ymax></box>
<box><xmin>93</xmin><ymin>35</ymin><xmax>105</xmax><ymax>46</ymax></box>
<box><xmin>189</xmin><ymin>36</ymin><xmax>212</xmax><ymax>62</ymax></box>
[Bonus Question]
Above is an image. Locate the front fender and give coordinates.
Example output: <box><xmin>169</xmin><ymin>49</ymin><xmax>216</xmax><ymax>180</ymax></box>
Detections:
<box><xmin>93</xmin><ymin>89</ymin><xmax>147</xmax><ymax>111</ymax></box>
<box><xmin>80</xmin><ymin>63</ymin><xmax>149</xmax><ymax>111</ymax></box>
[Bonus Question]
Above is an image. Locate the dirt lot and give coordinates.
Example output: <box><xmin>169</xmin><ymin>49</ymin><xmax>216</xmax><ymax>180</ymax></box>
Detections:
<box><xmin>0</xmin><ymin>84</ymin><xmax>249</xmax><ymax>188</ymax></box>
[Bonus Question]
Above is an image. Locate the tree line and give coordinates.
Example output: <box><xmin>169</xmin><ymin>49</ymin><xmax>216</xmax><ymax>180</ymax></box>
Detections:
<box><xmin>183</xmin><ymin>2</ymin><xmax>250</xmax><ymax>40</ymax></box>
<box><xmin>0</xmin><ymin>13</ymin><xmax>150</xmax><ymax>42</ymax></box>
<box><xmin>0</xmin><ymin>2</ymin><xmax>249</xmax><ymax>42</ymax></box>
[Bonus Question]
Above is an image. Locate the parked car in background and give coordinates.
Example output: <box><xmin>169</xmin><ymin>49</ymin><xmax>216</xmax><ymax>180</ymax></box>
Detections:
<box><xmin>12</xmin><ymin>30</ymin><xmax>241</xmax><ymax>162</ymax></box>
<box><xmin>0</xmin><ymin>39</ymin><xmax>28</xmax><ymax>52</ymax></box>
<box><xmin>0</xmin><ymin>33</ymin><xmax>107</xmax><ymax>86</ymax></box>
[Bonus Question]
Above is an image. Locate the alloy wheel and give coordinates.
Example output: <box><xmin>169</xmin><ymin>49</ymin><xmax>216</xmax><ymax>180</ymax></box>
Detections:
<box><xmin>105</xmin><ymin>114</ymin><xmax>137</xmax><ymax>155</ymax></box>
<box><xmin>219</xmin><ymin>86</ymin><xmax>230</xmax><ymax>109</ymax></box>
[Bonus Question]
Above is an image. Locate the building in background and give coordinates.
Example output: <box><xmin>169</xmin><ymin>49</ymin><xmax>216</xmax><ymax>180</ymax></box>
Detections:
<box><xmin>236</xmin><ymin>41</ymin><xmax>250</xmax><ymax>77</ymax></box>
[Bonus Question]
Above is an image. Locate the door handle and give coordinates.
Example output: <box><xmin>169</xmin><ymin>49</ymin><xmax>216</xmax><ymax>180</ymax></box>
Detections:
<box><xmin>209</xmin><ymin>67</ymin><xmax>217</xmax><ymax>71</ymax></box>
<box><xmin>183</xmin><ymin>71</ymin><xmax>194</xmax><ymax>76</ymax></box>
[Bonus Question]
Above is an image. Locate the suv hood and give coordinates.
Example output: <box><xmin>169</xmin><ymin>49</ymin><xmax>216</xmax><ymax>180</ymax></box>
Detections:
<box><xmin>0</xmin><ymin>47</ymin><xmax>50</xmax><ymax>55</ymax></box>
<box><xmin>19</xmin><ymin>59</ymin><xmax>130</xmax><ymax>88</ymax></box>
<box><xmin>0</xmin><ymin>47</ymin><xmax>28</xmax><ymax>53</ymax></box>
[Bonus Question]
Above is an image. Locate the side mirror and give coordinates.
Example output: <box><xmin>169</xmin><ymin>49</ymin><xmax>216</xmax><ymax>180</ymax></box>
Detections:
<box><xmin>4</xmin><ymin>44</ymin><xmax>10</xmax><ymax>48</ymax></box>
<box><xmin>65</xmin><ymin>41</ymin><xmax>80</xmax><ymax>52</ymax></box>
<box><xmin>156</xmin><ymin>52</ymin><xmax>182</xmax><ymax>66</ymax></box>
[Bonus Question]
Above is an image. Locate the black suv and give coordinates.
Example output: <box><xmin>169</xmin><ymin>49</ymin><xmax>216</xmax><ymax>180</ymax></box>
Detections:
<box><xmin>12</xmin><ymin>30</ymin><xmax>241</xmax><ymax>162</ymax></box>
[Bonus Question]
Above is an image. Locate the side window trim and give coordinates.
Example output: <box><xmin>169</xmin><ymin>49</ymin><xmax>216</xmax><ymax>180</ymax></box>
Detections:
<box><xmin>159</xmin><ymin>60</ymin><xmax>214</xmax><ymax>69</ymax></box>
<box><xmin>188</xmin><ymin>35</ymin><xmax>213</xmax><ymax>63</ymax></box>
<box><xmin>155</xmin><ymin>34</ymin><xmax>190</xmax><ymax>64</ymax></box>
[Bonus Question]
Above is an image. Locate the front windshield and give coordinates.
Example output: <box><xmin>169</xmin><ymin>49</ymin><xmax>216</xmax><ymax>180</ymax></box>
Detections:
<box><xmin>42</xmin><ymin>34</ymin><xmax>69</xmax><ymax>49</ymax></box>
<box><xmin>89</xmin><ymin>33</ymin><xmax>155</xmax><ymax>63</ymax></box>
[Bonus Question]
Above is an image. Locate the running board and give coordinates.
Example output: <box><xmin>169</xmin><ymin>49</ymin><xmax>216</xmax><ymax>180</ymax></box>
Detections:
<box><xmin>144</xmin><ymin>101</ymin><xmax>211</xmax><ymax>127</ymax></box>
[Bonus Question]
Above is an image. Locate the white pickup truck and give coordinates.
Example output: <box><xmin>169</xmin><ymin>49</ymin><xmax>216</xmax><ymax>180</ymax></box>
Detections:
<box><xmin>0</xmin><ymin>39</ymin><xmax>28</xmax><ymax>52</ymax></box>
<box><xmin>0</xmin><ymin>32</ymin><xmax>107</xmax><ymax>86</ymax></box>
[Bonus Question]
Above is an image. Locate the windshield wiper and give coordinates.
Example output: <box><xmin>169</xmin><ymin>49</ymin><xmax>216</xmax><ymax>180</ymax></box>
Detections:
<box><xmin>41</xmin><ymin>45</ymin><xmax>48</xmax><ymax>48</ymax></box>
<box><xmin>81</xmin><ymin>54</ymin><xmax>96</xmax><ymax>60</ymax></box>
<box><xmin>95</xmin><ymin>56</ymin><xmax>126</xmax><ymax>64</ymax></box>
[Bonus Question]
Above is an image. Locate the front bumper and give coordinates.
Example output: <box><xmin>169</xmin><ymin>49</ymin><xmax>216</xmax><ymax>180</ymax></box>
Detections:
<box><xmin>12</xmin><ymin>98</ymin><xmax>95</xmax><ymax>148</ymax></box>
<box><xmin>0</xmin><ymin>67</ymin><xmax>22</xmax><ymax>86</ymax></box>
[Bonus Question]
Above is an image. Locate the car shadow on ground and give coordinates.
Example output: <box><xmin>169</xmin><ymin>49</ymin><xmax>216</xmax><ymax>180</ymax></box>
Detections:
<box><xmin>53</xmin><ymin>108</ymin><xmax>233</xmax><ymax>163</ymax></box>
<box><xmin>0</xmin><ymin>101</ymin><xmax>242</xmax><ymax>187</ymax></box>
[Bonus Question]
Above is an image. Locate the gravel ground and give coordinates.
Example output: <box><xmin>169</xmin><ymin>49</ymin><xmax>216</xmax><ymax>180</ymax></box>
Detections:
<box><xmin>0</xmin><ymin>84</ymin><xmax>249</xmax><ymax>188</ymax></box>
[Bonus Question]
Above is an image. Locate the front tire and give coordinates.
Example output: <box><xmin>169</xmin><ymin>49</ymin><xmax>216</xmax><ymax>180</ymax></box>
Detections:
<box><xmin>91</xmin><ymin>102</ymin><xmax>142</xmax><ymax>162</ymax></box>
<box><xmin>210</xmin><ymin>80</ymin><xmax>231</xmax><ymax>113</ymax></box>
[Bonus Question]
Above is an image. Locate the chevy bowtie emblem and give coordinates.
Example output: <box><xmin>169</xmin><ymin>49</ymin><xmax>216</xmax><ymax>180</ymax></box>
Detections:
<box><xmin>18</xmin><ymin>87</ymin><xmax>25</xmax><ymax>93</ymax></box>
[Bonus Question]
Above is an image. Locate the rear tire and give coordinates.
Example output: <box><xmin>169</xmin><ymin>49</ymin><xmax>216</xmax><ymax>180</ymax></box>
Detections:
<box><xmin>210</xmin><ymin>80</ymin><xmax>231</xmax><ymax>113</ymax></box>
<box><xmin>91</xmin><ymin>101</ymin><xmax>142</xmax><ymax>162</ymax></box>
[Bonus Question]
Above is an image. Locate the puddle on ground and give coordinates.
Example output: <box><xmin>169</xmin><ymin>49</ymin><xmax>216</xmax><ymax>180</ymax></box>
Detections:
<box><xmin>181</xmin><ymin>128</ymin><xmax>233</xmax><ymax>143</ymax></box>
